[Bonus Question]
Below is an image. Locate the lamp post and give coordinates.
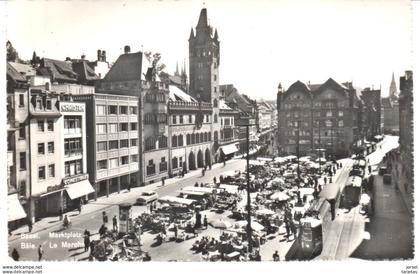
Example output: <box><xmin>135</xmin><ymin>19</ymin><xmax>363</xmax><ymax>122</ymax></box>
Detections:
<box><xmin>318</xmin><ymin>120</ymin><xmax>321</xmax><ymax>174</ymax></box>
<box><xmin>295</xmin><ymin>120</ymin><xmax>301</xmax><ymax>181</ymax></box>
<box><xmin>238</xmin><ymin>123</ymin><xmax>259</xmax><ymax>253</ymax></box>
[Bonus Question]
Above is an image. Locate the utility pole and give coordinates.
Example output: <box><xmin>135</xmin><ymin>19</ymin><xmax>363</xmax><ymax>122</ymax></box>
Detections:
<box><xmin>296</xmin><ymin>120</ymin><xmax>301</xmax><ymax>181</ymax></box>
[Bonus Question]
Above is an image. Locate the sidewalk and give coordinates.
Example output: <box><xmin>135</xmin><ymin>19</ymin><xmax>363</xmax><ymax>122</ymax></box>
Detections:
<box><xmin>8</xmin><ymin>160</ymin><xmax>240</xmax><ymax>242</ymax></box>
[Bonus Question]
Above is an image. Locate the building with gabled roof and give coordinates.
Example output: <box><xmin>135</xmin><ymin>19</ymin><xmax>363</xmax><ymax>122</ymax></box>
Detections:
<box><xmin>277</xmin><ymin>78</ymin><xmax>365</xmax><ymax>158</ymax></box>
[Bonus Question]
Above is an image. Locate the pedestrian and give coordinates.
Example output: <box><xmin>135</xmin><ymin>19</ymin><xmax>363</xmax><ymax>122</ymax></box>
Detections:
<box><xmin>150</xmin><ymin>203</ymin><xmax>153</xmax><ymax>213</ymax></box>
<box><xmin>203</xmin><ymin>215</ymin><xmax>208</xmax><ymax>228</ymax></box>
<box><xmin>113</xmin><ymin>215</ymin><xmax>118</xmax><ymax>231</ymax></box>
<box><xmin>102</xmin><ymin>211</ymin><xmax>108</xmax><ymax>224</ymax></box>
<box><xmin>284</xmin><ymin>219</ymin><xmax>290</xmax><ymax>240</ymax></box>
<box><xmin>368</xmin><ymin>165</ymin><xmax>372</xmax><ymax>174</ymax></box>
<box><xmin>200</xmin><ymin>182</ymin><xmax>204</xmax><ymax>187</ymax></box>
<box><xmin>194</xmin><ymin>182</ymin><xmax>199</xmax><ymax>187</ymax></box>
<box><xmin>161</xmin><ymin>177</ymin><xmax>165</xmax><ymax>186</ymax></box>
<box><xmin>219</xmin><ymin>175</ymin><xmax>223</xmax><ymax>184</ymax></box>
<box><xmin>174</xmin><ymin>225</ymin><xmax>178</xmax><ymax>238</ymax></box>
<box><xmin>99</xmin><ymin>224</ymin><xmax>107</xmax><ymax>237</ymax></box>
<box><xmin>28</xmin><ymin>220</ymin><xmax>33</xmax><ymax>233</ymax></box>
<box><xmin>272</xmin><ymin>250</ymin><xmax>280</xmax><ymax>261</ymax></box>
<box><xmin>11</xmin><ymin>248</ymin><xmax>19</xmax><ymax>261</ymax></box>
<box><xmin>330</xmin><ymin>203</ymin><xmax>336</xmax><ymax>221</ymax></box>
<box><xmin>290</xmin><ymin>221</ymin><xmax>297</xmax><ymax>239</ymax></box>
<box><xmin>84</xmin><ymin>233</ymin><xmax>90</xmax><ymax>252</ymax></box>
<box><xmin>38</xmin><ymin>245</ymin><xmax>44</xmax><ymax>261</ymax></box>
<box><xmin>78</xmin><ymin>200</ymin><xmax>82</xmax><ymax>214</ymax></box>
<box><xmin>89</xmin><ymin>241</ymin><xmax>95</xmax><ymax>257</ymax></box>
<box><xmin>213</xmin><ymin>176</ymin><xmax>217</xmax><ymax>185</ymax></box>
<box><xmin>323</xmin><ymin>177</ymin><xmax>327</xmax><ymax>185</ymax></box>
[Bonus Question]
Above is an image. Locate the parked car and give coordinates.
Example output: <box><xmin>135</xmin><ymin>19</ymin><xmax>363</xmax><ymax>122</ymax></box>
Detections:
<box><xmin>135</xmin><ymin>191</ymin><xmax>158</xmax><ymax>205</ymax></box>
<box><xmin>378</xmin><ymin>166</ymin><xmax>388</xmax><ymax>176</ymax></box>
<box><xmin>383</xmin><ymin>174</ymin><xmax>392</xmax><ymax>184</ymax></box>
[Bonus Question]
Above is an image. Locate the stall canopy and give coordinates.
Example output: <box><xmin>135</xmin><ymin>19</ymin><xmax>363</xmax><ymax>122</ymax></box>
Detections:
<box><xmin>249</xmin><ymin>160</ymin><xmax>265</xmax><ymax>166</ymax></box>
<box><xmin>219</xmin><ymin>184</ymin><xmax>239</xmax><ymax>194</ymax></box>
<box><xmin>158</xmin><ymin>196</ymin><xmax>196</xmax><ymax>206</ymax></box>
<box><xmin>181</xmin><ymin>186</ymin><xmax>214</xmax><ymax>194</ymax></box>
<box><xmin>219</xmin><ymin>143</ymin><xmax>239</xmax><ymax>155</ymax></box>
<box><xmin>319</xmin><ymin>183</ymin><xmax>341</xmax><ymax>200</ymax></box>
<box><xmin>65</xmin><ymin>180</ymin><xmax>95</xmax><ymax>200</ymax></box>
<box><xmin>8</xmin><ymin>194</ymin><xmax>27</xmax><ymax>222</ymax></box>
<box><xmin>256</xmin><ymin>157</ymin><xmax>273</xmax><ymax>162</ymax></box>
<box><xmin>274</xmin><ymin>157</ymin><xmax>287</xmax><ymax>164</ymax></box>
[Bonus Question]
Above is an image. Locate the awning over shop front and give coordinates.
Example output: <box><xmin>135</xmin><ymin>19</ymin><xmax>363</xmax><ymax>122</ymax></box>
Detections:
<box><xmin>219</xmin><ymin>143</ymin><xmax>239</xmax><ymax>155</ymax></box>
<box><xmin>65</xmin><ymin>180</ymin><xmax>94</xmax><ymax>200</ymax></box>
<box><xmin>8</xmin><ymin>194</ymin><xmax>27</xmax><ymax>222</ymax></box>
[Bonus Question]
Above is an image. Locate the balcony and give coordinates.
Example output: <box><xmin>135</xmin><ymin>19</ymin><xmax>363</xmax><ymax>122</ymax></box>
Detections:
<box><xmin>64</xmin><ymin>149</ymin><xmax>83</xmax><ymax>158</ymax></box>
<box><xmin>64</xmin><ymin>128</ymin><xmax>82</xmax><ymax>135</ymax></box>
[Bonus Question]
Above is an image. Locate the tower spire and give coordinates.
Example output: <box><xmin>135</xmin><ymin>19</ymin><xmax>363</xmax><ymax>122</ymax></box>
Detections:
<box><xmin>196</xmin><ymin>7</ymin><xmax>208</xmax><ymax>28</ymax></box>
<box><xmin>175</xmin><ymin>61</ymin><xmax>179</xmax><ymax>76</ymax></box>
<box><xmin>389</xmin><ymin>72</ymin><xmax>398</xmax><ymax>100</ymax></box>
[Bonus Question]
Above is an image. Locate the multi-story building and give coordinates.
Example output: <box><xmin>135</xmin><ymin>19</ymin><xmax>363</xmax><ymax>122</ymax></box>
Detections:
<box><xmin>398</xmin><ymin>71</ymin><xmax>413</xmax><ymax>207</ymax></box>
<box><xmin>73</xmin><ymin>93</ymin><xmax>140</xmax><ymax>199</ymax></box>
<box><xmin>218</xmin><ymin>99</ymin><xmax>239</xmax><ymax>160</ymax></box>
<box><xmin>7</xmin><ymin>63</ymin><xmax>30</xmax><ymax>227</ymax></box>
<box><xmin>221</xmin><ymin>84</ymin><xmax>259</xmax><ymax>154</ymax></box>
<box><xmin>168</xmin><ymin>85</ymin><xmax>214</xmax><ymax>173</ymax></box>
<box><xmin>97</xmin><ymin>47</ymin><xmax>171</xmax><ymax>185</ymax></box>
<box><xmin>189</xmin><ymin>8</ymin><xmax>221</xmax><ymax>162</ymax></box>
<box><xmin>28</xmin><ymin>85</ymin><xmax>90</xmax><ymax>220</ymax></box>
<box><xmin>360</xmin><ymin>88</ymin><xmax>382</xmax><ymax>140</ymax></box>
<box><xmin>277</xmin><ymin>78</ymin><xmax>363</xmax><ymax>158</ymax></box>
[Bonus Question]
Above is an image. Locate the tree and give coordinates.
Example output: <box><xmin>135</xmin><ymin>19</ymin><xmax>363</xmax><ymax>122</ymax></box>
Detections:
<box><xmin>6</xmin><ymin>41</ymin><xmax>19</xmax><ymax>62</ymax></box>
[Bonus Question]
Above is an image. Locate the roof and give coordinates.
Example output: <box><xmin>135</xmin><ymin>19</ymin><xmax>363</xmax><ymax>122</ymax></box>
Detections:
<box><xmin>8</xmin><ymin>62</ymin><xmax>36</xmax><ymax>78</ymax></box>
<box><xmin>72</xmin><ymin>61</ymin><xmax>99</xmax><ymax>82</ymax></box>
<box><xmin>40</xmin><ymin>58</ymin><xmax>78</xmax><ymax>82</ymax></box>
<box><xmin>103</xmin><ymin>51</ymin><xmax>150</xmax><ymax>82</ymax></box>
<box><xmin>7</xmin><ymin>63</ymin><xmax>27</xmax><ymax>82</ymax></box>
<box><xmin>168</xmin><ymin>85</ymin><xmax>198</xmax><ymax>102</ymax></box>
<box><xmin>219</xmin><ymin>99</ymin><xmax>232</xmax><ymax>110</ymax></box>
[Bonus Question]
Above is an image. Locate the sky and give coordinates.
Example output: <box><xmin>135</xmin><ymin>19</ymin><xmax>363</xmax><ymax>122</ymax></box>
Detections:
<box><xmin>5</xmin><ymin>0</ymin><xmax>413</xmax><ymax>100</ymax></box>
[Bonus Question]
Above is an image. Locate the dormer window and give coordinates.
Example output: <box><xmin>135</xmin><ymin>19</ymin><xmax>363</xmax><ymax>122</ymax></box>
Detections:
<box><xmin>36</xmin><ymin>99</ymin><xmax>42</xmax><ymax>110</ymax></box>
<box><xmin>46</xmin><ymin>99</ymin><xmax>52</xmax><ymax>110</ymax></box>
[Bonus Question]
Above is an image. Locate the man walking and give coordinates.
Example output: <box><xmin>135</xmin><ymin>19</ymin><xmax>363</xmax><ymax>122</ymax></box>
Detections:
<box><xmin>113</xmin><ymin>215</ymin><xmax>118</xmax><ymax>231</ymax></box>
<box><xmin>38</xmin><ymin>245</ymin><xmax>44</xmax><ymax>261</ymax></box>
<box><xmin>284</xmin><ymin>219</ymin><xmax>290</xmax><ymax>240</ymax></box>
<box><xmin>84</xmin><ymin>231</ymin><xmax>90</xmax><ymax>252</ymax></box>
<box><xmin>162</xmin><ymin>178</ymin><xmax>165</xmax><ymax>187</ymax></box>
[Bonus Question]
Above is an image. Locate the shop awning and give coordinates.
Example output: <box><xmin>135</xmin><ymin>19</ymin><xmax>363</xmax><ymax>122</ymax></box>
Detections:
<box><xmin>65</xmin><ymin>180</ymin><xmax>94</xmax><ymax>200</ymax></box>
<box><xmin>8</xmin><ymin>194</ymin><xmax>27</xmax><ymax>222</ymax></box>
<box><xmin>219</xmin><ymin>143</ymin><xmax>239</xmax><ymax>155</ymax></box>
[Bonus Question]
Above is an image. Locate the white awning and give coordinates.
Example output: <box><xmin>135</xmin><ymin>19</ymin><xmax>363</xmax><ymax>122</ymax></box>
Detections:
<box><xmin>8</xmin><ymin>194</ymin><xmax>27</xmax><ymax>222</ymax></box>
<box><xmin>220</xmin><ymin>143</ymin><xmax>239</xmax><ymax>155</ymax></box>
<box><xmin>65</xmin><ymin>180</ymin><xmax>94</xmax><ymax>200</ymax></box>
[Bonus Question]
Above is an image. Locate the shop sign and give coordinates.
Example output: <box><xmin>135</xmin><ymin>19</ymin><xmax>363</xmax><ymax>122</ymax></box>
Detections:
<box><xmin>60</xmin><ymin>103</ymin><xmax>84</xmax><ymax>112</ymax></box>
<box><xmin>47</xmin><ymin>185</ymin><xmax>63</xmax><ymax>193</ymax></box>
<box><xmin>62</xmin><ymin>174</ymin><xmax>89</xmax><ymax>185</ymax></box>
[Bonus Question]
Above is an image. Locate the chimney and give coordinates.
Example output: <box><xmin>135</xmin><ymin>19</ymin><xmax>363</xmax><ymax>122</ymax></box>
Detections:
<box><xmin>102</xmin><ymin>50</ymin><xmax>106</xmax><ymax>62</ymax></box>
<box><xmin>97</xmin><ymin>49</ymin><xmax>102</xmax><ymax>61</ymax></box>
<box><xmin>124</xmin><ymin>45</ymin><xmax>131</xmax><ymax>54</ymax></box>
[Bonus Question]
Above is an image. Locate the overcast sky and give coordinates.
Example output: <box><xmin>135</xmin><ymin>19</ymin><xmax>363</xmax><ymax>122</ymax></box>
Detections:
<box><xmin>5</xmin><ymin>0</ymin><xmax>413</xmax><ymax>100</ymax></box>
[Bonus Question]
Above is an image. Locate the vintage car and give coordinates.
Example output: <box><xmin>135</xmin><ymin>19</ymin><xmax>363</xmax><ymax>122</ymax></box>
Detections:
<box><xmin>135</xmin><ymin>191</ymin><xmax>158</xmax><ymax>205</ymax></box>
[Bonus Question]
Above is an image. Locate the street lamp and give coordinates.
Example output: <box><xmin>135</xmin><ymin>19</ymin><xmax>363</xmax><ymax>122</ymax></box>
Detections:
<box><xmin>295</xmin><ymin>120</ymin><xmax>301</xmax><ymax>181</ymax></box>
<box><xmin>238</xmin><ymin>123</ymin><xmax>259</xmax><ymax>253</ymax></box>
